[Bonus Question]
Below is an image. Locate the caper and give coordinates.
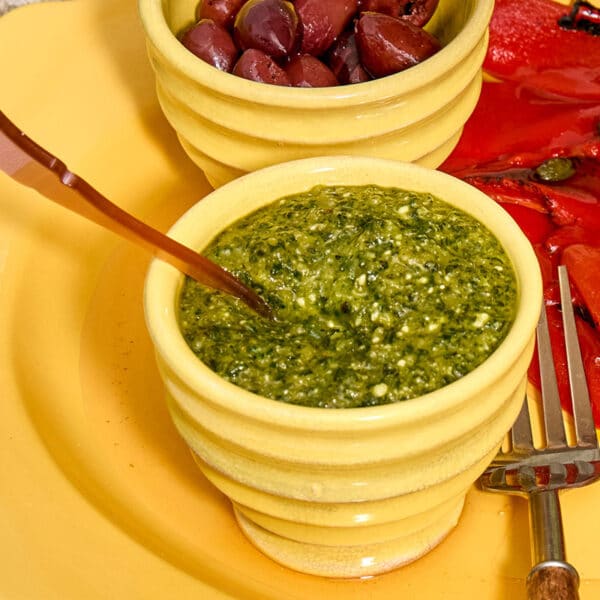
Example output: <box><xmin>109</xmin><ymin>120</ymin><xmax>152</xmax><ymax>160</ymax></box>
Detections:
<box><xmin>535</xmin><ymin>157</ymin><xmax>576</xmax><ymax>182</ymax></box>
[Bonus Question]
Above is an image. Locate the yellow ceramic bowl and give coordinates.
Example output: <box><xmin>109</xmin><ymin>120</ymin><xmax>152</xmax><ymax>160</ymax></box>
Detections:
<box><xmin>144</xmin><ymin>156</ymin><xmax>542</xmax><ymax>578</ymax></box>
<box><xmin>138</xmin><ymin>0</ymin><xmax>494</xmax><ymax>188</ymax></box>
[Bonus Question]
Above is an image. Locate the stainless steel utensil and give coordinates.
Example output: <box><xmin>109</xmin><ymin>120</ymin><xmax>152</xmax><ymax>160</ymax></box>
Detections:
<box><xmin>480</xmin><ymin>265</ymin><xmax>600</xmax><ymax>600</ymax></box>
<box><xmin>0</xmin><ymin>110</ymin><xmax>272</xmax><ymax>318</ymax></box>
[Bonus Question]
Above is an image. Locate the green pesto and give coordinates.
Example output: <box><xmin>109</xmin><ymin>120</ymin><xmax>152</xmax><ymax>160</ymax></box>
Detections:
<box><xmin>178</xmin><ymin>185</ymin><xmax>517</xmax><ymax>408</ymax></box>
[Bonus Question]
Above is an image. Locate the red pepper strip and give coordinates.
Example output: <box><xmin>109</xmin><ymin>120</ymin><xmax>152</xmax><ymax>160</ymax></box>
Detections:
<box><xmin>533</xmin><ymin>243</ymin><xmax>558</xmax><ymax>294</ymax></box>
<box><xmin>462</xmin><ymin>172</ymin><xmax>548</xmax><ymax>212</ymax></box>
<box><xmin>546</xmin><ymin>225</ymin><xmax>600</xmax><ymax>255</ymax></box>
<box><xmin>577</xmin><ymin>317</ymin><xmax>600</xmax><ymax>426</ymax></box>
<box><xmin>561</xmin><ymin>0</ymin><xmax>600</xmax><ymax>30</ymax></box>
<box><xmin>563</xmin><ymin>244</ymin><xmax>600</xmax><ymax>328</ymax></box>
<box><xmin>528</xmin><ymin>304</ymin><xmax>600</xmax><ymax>426</ymax></box>
<box><xmin>441</xmin><ymin>81</ymin><xmax>600</xmax><ymax>175</ymax></box>
<box><xmin>545</xmin><ymin>196</ymin><xmax>600</xmax><ymax>229</ymax></box>
<box><xmin>460</xmin><ymin>163</ymin><xmax>600</xmax><ymax>231</ymax></box>
<box><xmin>485</xmin><ymin>0</ymin><xmax>600</xmax><ymax>100</ymax></box>
<box><xmin>556</xmin><ymin>156</ymin><xmax>600</xmax><ymax>198</ymax></box>
<box><xmin>499</xmin><ymin>203</ymin><xmax>556</xmax><ymax>244</ymax></box>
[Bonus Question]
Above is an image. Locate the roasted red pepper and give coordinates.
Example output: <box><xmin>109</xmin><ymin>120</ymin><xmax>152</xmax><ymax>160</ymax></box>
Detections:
<box><xmin>563</xmin><ymin>244</ymin><xmax>600</xmax><ymax>328</ymax></box>
<box><xmin>485</xmin><ymin>0</ymin><xmax>600</xmax><ymax>101</ymax></box>
<box><xmin>545</xmin><ymin>224</ymin><xmax>599</xmax><ymax>255</ymax></box>
<box><xmin>456</xmin><ymin>159</ymin><xmax>600</xmax><ymax>229</ymax></box>
<box><xmin>559</xmin><ymin>1</ymin><xmax>600</xmax><ymax>36</ymax></box>
<box><xmin>443</xmin><ymin>82</ymin><xmax>600</xmax><ymax>175</ymax></box>
<box><xmin>498</xmin><ymin>203</ymin><xmax>555</xmax><ymax>244</ymax></box>
<box><xmin>576</xmin><ymin>317</ymin><xmax>600</xmax><ymax>427</ymax></box>
<box><xmin>441</xmin><ymin>0</ymin><xmax>600</xmax><ymax>426</ymax></box>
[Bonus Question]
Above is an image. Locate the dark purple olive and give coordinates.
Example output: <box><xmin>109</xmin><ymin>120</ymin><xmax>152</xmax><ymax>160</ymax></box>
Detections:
<box><xmin>355</xmin><ymin>12</ymin><xmax>440</xmax><ymax>78</ymax></box>
<box><xmin>295</xmin><ymin>0</ymin><xmax>358</xmax><ymax>57</ymax></box>
<box><xmin>233</xmin><ymin>0</ymin><xmax>299</xmax><ymax>59</ymax></box>
<box><xmin>196</xmin><ymin>0</ymin><xmax>249</xmax><ymax>30</ymax></box>
<box><xmin>232</xmin><ymin>48</ymin><xmax>292</xmax><ymax>84</ymax></box>
<box><xmin>359</xmin><ymin>0</ymin><xmax>439</xmax><ymax>27</ymax></box>
<box><xmin>326</xmin><ymin>30</ymin><xmax>371</xmax><ymax>84</ymax></box>
<box><xmin>285</xmin><ymin>54</ymin><xmax>339</xmax><ymax>87</ymax></box>
<box><xmin>180</xmin><ymin>19</ymin><xmax>239</xmax><ymax>72</ymax></box>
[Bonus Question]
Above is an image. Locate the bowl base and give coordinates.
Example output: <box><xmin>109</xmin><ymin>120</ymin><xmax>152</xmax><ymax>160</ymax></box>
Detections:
<box><xmin>233</xmin><ymin>496</ymin><xmax>465</xmax><ymax>579</ymax></box>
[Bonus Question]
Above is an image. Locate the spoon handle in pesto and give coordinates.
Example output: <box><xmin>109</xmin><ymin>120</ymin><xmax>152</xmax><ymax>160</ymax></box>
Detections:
<box><xmin>0</xmin><ymin>110</ymin><xmax>272</xmax><ymax>319</ymax></box>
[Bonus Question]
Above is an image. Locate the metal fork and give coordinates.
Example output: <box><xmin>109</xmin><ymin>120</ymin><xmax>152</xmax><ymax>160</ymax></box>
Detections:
<box><xmin>480</xmin><ymin>265</ymin><xmax>600</xmax><ymax>600</ymax></box>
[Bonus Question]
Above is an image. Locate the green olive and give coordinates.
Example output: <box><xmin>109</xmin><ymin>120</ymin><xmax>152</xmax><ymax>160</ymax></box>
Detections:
<box><xmin>535</xmin><ymin>157</ymin><xmax>576</xmax><ymax>182</ymax></box>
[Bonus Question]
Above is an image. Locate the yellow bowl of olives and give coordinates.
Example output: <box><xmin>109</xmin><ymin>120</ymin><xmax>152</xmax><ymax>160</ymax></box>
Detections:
<box><xmin>138</xmin><ymin>0</ymin><xmax>494</xmax><ymax>187</ymax></box>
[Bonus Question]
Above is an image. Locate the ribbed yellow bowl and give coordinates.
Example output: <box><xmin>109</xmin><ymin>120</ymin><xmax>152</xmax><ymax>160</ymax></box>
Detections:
<box><xmin>138</xmin><ymin>0</ymin><xmax>494</xmax><ymax>187</ymax></box>
<box><xmin>144</xmin><ymin>156</ymin><xmax>542</xmax><ymax>578</ymax></box>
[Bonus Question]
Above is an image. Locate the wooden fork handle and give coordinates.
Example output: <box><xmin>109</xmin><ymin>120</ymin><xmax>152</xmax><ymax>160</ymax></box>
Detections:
<box><xmin>527</xmin><ymin>561</ymin><xmax>580</xmax><ymax>600</ymax></box>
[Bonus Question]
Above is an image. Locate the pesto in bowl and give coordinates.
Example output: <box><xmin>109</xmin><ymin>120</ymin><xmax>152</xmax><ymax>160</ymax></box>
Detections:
<box><xmin>178</xmin><ymin>184</ymin><xmax>517</xmax><ymax>408</ymax></box>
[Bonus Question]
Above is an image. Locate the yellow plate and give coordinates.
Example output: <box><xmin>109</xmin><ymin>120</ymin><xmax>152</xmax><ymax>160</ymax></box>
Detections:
<box><xmin>1</xmin><ymin>1</ymin><xmax>599</xmax><ymax>598</ymax></box>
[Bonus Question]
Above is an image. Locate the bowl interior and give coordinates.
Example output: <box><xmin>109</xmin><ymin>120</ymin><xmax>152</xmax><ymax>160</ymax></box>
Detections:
<box><xmin>140</xmin><ymin>0</ymin><xmax>493</xmax><ymax>104</ymax></box>
<box><xmin>162</xmin><ymin>0</ymin><xmax>473</xmax><ymax>44</ymax></box>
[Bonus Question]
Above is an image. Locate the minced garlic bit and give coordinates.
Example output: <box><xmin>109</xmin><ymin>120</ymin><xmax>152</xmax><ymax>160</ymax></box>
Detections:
<box><xmin>473</xmin><ymin>312</ymin><xmax>490</xmax><ymax>328</ymax></box>
<box><xmin>372</xmin><ymin>383</ymin><xmax>388</xmax><ymax>398</ymax></box>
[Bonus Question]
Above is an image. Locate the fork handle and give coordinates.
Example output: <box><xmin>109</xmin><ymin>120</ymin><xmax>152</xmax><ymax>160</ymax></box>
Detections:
<box><xmin>527</xmin><ymin>490</ymin><xmax>580</xmax><ymax>599</ymax></box>
<box><xmin>527</xmin><ymin>561</ymin><xmax>579</xmax><ymax>600</ymax></box>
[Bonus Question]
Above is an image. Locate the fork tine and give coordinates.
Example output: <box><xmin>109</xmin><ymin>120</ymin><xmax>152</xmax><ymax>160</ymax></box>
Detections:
<box><xmin>511</xmin><ymin>395</ymin><xmax>535</xmax><ymax>452</ymax></box>
<box><xmin>558</xmin><ymin>265</ymin><xmax>598</xmax><ymax>449</ymax></box>
<box><xmin>537</xmin><ymin>298</ymin><xmax>569</xmax><ymax>449</ymax></box>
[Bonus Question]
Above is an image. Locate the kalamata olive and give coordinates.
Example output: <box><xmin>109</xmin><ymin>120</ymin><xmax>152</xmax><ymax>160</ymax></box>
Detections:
<box><xmin>196</xmin><ymin>0</ymin><xmax>249</xmax><ymax>30</ymax></box>
<box><xmin>233</xmin><ymin>0</ymin><xmax>299</xmax><ymax>59</ymax></box>
<box><xmin>355</xmin><ymin>12</ymin><xmax>440</xmax><ymax>78</ymax></box>
<box><xmin>285</xmin><ymin>54</ymin><xmax>339</xmax><ymax>87</ymax></box>
<box><xmin>359</xmin><ymin>0</ymin><xmax>439</xmax><ymax>27</ymax></box>
<box><xmin>295</xmin><ymin>0</ymin><xmax>358</xmax><ymax>57</ymax></box>
<box><xmin>232</xmin><ymin>48</ymin><xmax>292</xmax><ymax>84</ymax></box>
<box><xmin>326</xmin><ymin>30</ymin><xmax>371</xmax><ymax>84</ymax></box>
<box><xmin>180</xmin><ymin>19</ymin><xmax>239</xmax><ymax>72</ymax></box>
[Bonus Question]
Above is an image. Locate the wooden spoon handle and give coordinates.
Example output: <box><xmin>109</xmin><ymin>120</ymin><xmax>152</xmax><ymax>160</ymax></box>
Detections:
<box><xmin>527</xmin><ymin>561</ymin><xmax>580</xmax><ymax>600</ymax></box>
<box><xmin>0</xmin><ymin>110</ymin><xmax>271</xmax><ymax>318</ymax></box>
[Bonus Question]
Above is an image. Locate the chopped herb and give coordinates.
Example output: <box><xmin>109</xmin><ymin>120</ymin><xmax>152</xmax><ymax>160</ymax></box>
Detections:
<box><xmin>178</xmin><ymin>185</ymin><xmax>518</xmax><ymax>408</ymax></box>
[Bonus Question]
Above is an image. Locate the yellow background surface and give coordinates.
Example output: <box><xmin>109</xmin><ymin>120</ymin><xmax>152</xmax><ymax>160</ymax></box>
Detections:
<box><xmin>1</xmin><ymin>1</ymin><xmax>599</xmax><ymax>598</ymax></box>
